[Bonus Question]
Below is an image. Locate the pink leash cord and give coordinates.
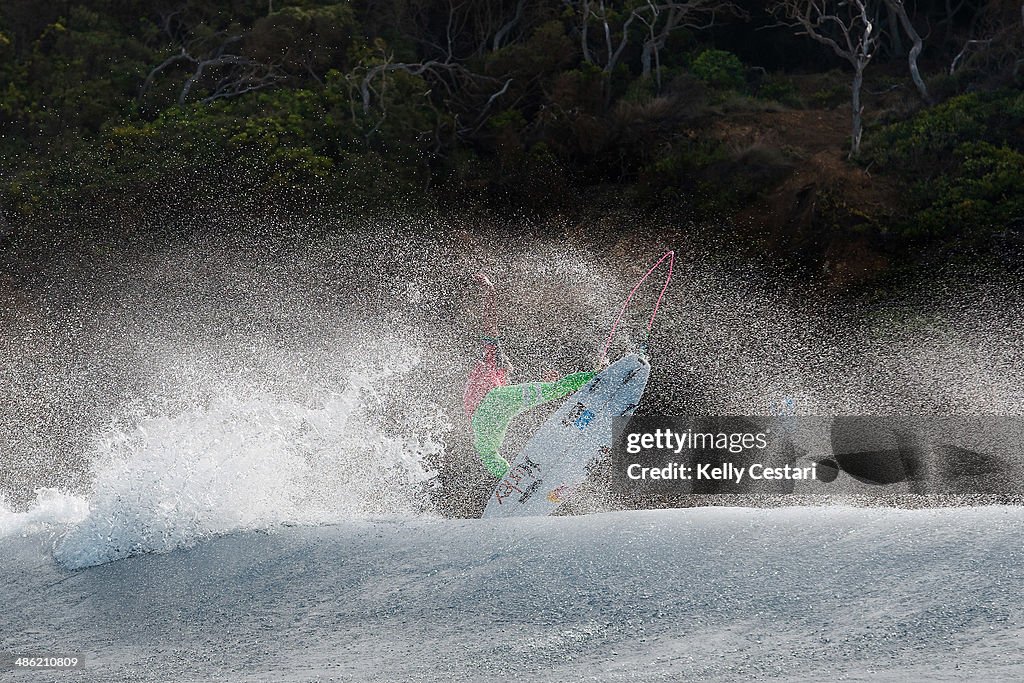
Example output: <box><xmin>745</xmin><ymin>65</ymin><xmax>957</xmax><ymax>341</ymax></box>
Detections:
<box><xmin>600</xmin><ymin>250</ymin><xmax>675</xmax><ymax>361</ymax></box>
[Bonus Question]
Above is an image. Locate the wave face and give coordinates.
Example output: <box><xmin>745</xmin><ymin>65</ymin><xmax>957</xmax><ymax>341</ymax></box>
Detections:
<box><xmin>3</xmin><ymin>507</ymin><xmax>1023</xmax><ymax>682</ymax></box>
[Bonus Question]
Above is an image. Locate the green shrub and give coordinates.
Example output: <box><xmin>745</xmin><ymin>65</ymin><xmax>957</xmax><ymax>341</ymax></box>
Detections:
<box><xmin>810</xmin><ymin>85</ymin><xmax>847</xmax><ymax>109</ymax></box>
<box><xmin>906</xmin><ymin>142</ymin><xmax>1024</xmax><ymax>239</ymax></box>
<box><xmin>691</xmin><ymin>49</ymin><xmax>744</xmax><ymax>91</ymax></box>
<box><xmin>757</xmin><ymin>75</ymin><xmax>801</xmax><ymax>108</ymax></box>
<box><xmin>864</xmin><ymin>90</ymin><xmax>1024</xmax><ymax>171</ymax></box>
<box><xmin>488</xmin><ymin>108</ymin><xmax>527</xmax><ymax>132</ymax></box>
<box><xmin>622</xmin><ymin>76</ymin><xmax>656</xmax><ymax>104</ymax></box>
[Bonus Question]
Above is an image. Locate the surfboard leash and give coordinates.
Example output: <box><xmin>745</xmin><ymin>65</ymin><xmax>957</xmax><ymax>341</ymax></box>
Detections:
<box><xmin>600</xmin><ymin>250</ymin><xmax>675</xmax><ymax>361</ymax></box>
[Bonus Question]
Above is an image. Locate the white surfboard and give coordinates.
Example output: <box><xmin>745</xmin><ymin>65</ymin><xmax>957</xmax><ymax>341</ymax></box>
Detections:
<box><xmin>482</xmin><ymin>353</ymin><xmax>651</xmax><ymax>518</ymax></box>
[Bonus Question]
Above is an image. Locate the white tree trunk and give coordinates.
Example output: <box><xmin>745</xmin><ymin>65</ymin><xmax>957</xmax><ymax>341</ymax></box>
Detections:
<box><xmin>850</xmin><ymin>65</ymin><xmax>865</xmax><ymax>157</ymax></box>
<box><xmin>883</xmin><ymin>0</ymin><xmax>931</xmax><ymax>103</ymax></box>
<box><xmin>772</xmin><ymin>0</ymin><xmax>878</xmax><ymax>158</ymax></box>
<box><xmin>580</xmin><ymin>0</ymin><xmax>593</xmax><ymax>64</ymax></box>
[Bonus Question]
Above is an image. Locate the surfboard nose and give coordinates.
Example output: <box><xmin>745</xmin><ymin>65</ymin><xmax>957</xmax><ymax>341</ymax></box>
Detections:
<box><xmin>624</xmin><ymin>351</ymin><xmax>651</xmax><ymax>366</ymax></box>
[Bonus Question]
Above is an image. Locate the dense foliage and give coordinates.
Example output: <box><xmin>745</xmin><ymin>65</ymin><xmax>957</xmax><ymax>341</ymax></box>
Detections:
<box><xmin>0</xmin><ymin>0</ymin><xmax>1021</xmax><ymax>275</ymax></box>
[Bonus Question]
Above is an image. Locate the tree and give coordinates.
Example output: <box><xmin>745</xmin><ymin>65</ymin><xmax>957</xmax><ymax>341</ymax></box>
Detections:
<box><xmin>636</xmin><ymin>1</ymin><xmax>742</xmax><ymax>90</ymax></box>
<box><xmin>354</xmin><ymin>1</ymin><xmax>534</xmax><ymax>140</ymax></box>
<box><xmin>246</xmin><ymin>4</ymin><xmax>359</xmax><ymax>84</ymax></box>
<box><xmin>771</xmin><ymin>0</ymin><xmax>880</xmax><ymax>157</ymax></box>
<box><xmin>139</xmin><ymin>9</ymin><xmax>285</xmax><ymax>106</ymax></box>
<box><xmin>882</xmin><ymin>0</ymin><xmax>931</xmax><ymax>103</ymax></box>
<box><xmin>948</xmin><ymin>0</ymin><xmax>1024</xmax><ymax>81</ymax></box>
<box><xmin>563</xmin><ymin>1</ymin><xmax>738</xmax><ymax>85</ymax></box>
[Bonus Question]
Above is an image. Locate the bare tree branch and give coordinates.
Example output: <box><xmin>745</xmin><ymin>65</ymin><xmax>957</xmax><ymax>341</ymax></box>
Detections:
<box><xmin>566</xmin><ymin>0</ymin><xmax>742</xmax><ymax>84</ymax></box>
<box><xmin>361</xmin><ymin>59</ymin><xmax>467</xmax><ymax>114</ymax></box>
<box><xmin>772</xmin><ymin>0</ymin><xmax>879</xmax><ymax>157</ymax></box>
<box><xmin>180</xmin><ymin>55</ymin><xmax>265</xmax><ymax>105</ymax></box>
<box><xmin>139</xmin><ymin>16</ymin><xmax>284</xmax><ymax>106</ymax></box>
<box><xmin>882</xmin><ymin>0</ymin><xmax>931</xmax><ymax>103</ymax></box>
<box><xmin>139</xmin><ymin>49</ymin><xmax>191</xmax><ymax>101</ymax></box>
<box><xmin>637</xmin><ymin>1</ymin><xmax>744</xmax><ymax>89</ymax></box>
<box><xmin>949</xmin><ymin>38</ymin><xmax>991</xmax><ymax>75</ymax></box>
<box><xmin>492</xmin><ymin>0</ymin><xmax>527</xmax><ymax>51</ymax></box>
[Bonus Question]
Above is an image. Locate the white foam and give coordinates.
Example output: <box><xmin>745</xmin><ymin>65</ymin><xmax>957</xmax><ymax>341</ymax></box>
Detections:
<box><xmin>54</xmin><ymin>348</ymin><xmax>444</xmax><ymax>569</ymax></box>
<box><xmin>0</xmin><ymin>488</ymin><xmax>90</xmax><ymax>537</ymax></box>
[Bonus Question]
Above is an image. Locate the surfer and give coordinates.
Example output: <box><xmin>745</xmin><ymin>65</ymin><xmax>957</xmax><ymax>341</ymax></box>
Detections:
<box><xmin>465</xmin><ymin>272</ymin><xmax>598</xmax><ymax>478</ymax></box>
